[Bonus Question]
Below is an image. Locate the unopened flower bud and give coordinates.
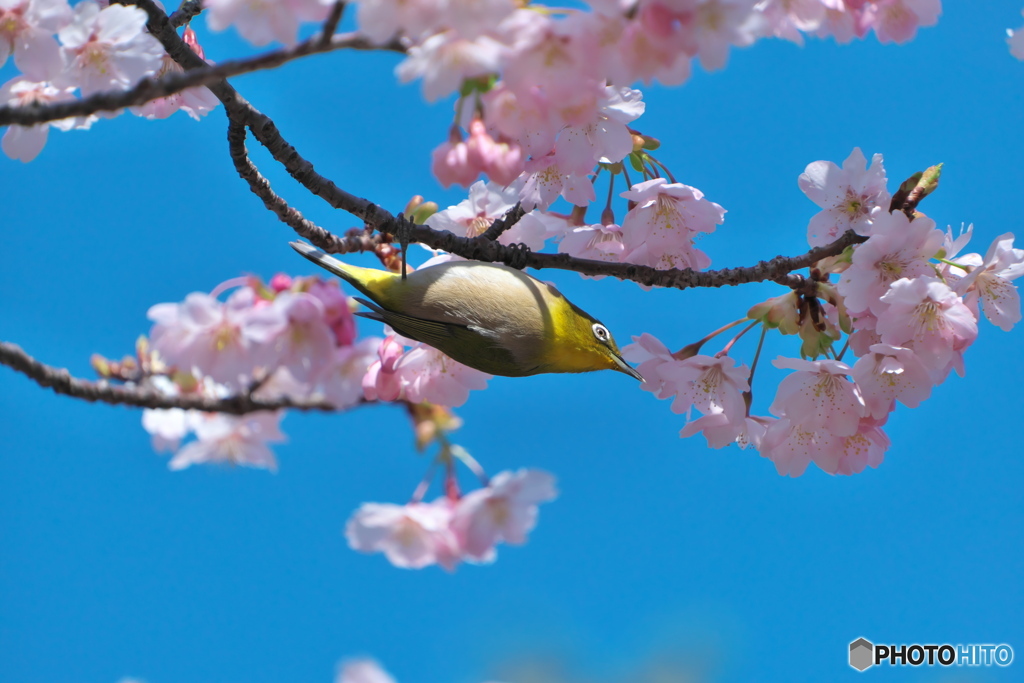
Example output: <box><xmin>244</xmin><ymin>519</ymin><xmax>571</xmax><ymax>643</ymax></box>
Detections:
<box><xmin>172</xmin><ymin>369</ymin><xmax>199</xmax><ymax>393</ymax></box>
<box><xmin>91</xmin><ymin>354</ymin><xmax>112</xmax><ymax>377</ymax></box>
<box><xmin>748</xmin><ymin>292</ymin><xmax>800</xmax><ymax>334</ymax></box>
<box><xmin>411</xmin><ymin>201</ymin><xmax>439</xmax><ymax>225</ymax></box>
<box><xmin>672</xmin><ymin>340</ymin><xmax>704</xmax><ymax>360</ymax></box>
<box><xmin>404</xmin><ymin>195</ymin><xmax>426</xmax><ymax>216</ymax></box>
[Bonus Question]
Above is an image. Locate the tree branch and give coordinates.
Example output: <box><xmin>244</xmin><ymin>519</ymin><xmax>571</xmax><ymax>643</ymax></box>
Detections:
<box><xmin>0</xmin><ymin>30</ymin><xmax>403</xmax><ymax>127</ymax></box>
<box><xmin>168</xmin><ymin>0</ymin><xmax>203</xmax><ymax>27</ymax></box>
<box><xmin>133</xmin><ymin>0</ymin><xmax>871</xmax><ymax>292</ymax></box>
<box><xmin>0</xmin><ymin>341</ymin><xmax>343</xmax><ymax>414</ymax></box>
<box><xmin>227</xmin><ymin>116</ymin><xmax>387</xmax><ymax>255</ymax></box>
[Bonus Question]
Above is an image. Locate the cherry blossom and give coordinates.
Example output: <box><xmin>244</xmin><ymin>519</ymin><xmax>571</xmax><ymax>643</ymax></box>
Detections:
<box><xmin>661</xmin><ymin>354</ymin><xmax>750</xmax><ymax>419</ymax></box>
<box><xmin>686</xmin><ymin>0</ymin><xmax>763</xmax><ymax>71</ymax></box>
<box><xmin>0</xmin><ymin>0</ymin><xmax>70</xmax><ymax>80</ymax></box>
<box><xmin>877</xmin><ymin>276</ymin><xmax>978</xmax><ymax>382</ymax></box>
<box><xmin>836</xmin><ymin>210</ymin><xmax>944</xmax><ymax>316</ymax></box>
<box><xmin>431</xmin><ymin>133</ymin><xmax>478</xmax><ymax>189</ymax></box>
<box><xmin>759</xmin><ymin>417</ymin><xmax>818</xmax><ymax>476</ymax></box>
<box><xmin>519</xmin><ymin>153</ymin><xmax>597</xmax><ymax>210</ymax></box>
<box><xmin>355</xmin><ymin>0</ymin><xmax>443</xmax><ymax>45</ymax></box>
<box><xmin>393</xmin><ymin>344</ymin><xmax>492</xmax><ymax>408</ymax></box>
<box><xmin>859</xmin><ymin>0</ymin><xmax>940</xmax><ymax>44</ymax></box>
<box><xmin>362</xmin><ymin>335</ymin><xmax>406</xmax><ymax>403</ymax></box>
<box><xmin>500</xmin><ymin>11</ymin><xmax>605</xmax><ymax>124</ymax></box>
<box><xmin>798</xmin><ymin>147</ymin><xmax>890</xmax><ymax>246</ymax></box>
<box><xmin>0</xmin><ymin>75</ymin><xmax>88</xmax><ymax>162</ymax></box>
<box><xmin>832</xmin><ymin>417</ymin><xmax>890</xmax><ymax>475</ymax></box>
<box><xmin>307</xmin><ymin>279</ymin><xmax>358</xmax><ymax>347</ymax></box>
<box><xmin>396</xmin><ymin>31</ymin><xmax>504</xmax><ymax>102</ymax></box>
<box><xmin>57</xmin><ymin>2</ymin><xmax>164</xmax><ymax>97</ymax></box>
<box><xmin>1008</xmin><ymin>11</ymin><xmax>1024</xmax><ymax>60</ymax></box>
<box><xmin>955</xmin><ymin>233</ymin><xmax>1024</xmax><ymax>331</ymax></box>
<box><xmin>205</xmin><ymin>0</ymin><xmax>333</xmax><ymax>46</ymax></box>
<box><xmin>850</xmin><ymin>343</ymin><xmax>933</xmax><ymax>418</ymax></box>
<box><xmin>426</xmin><ymin>180</ymin><xmax>548</xmax><ymax>250</ymax></box>
<box><xmin>558</xmin><ymin>222</ymin><xmax>628</xmax><ymax>268</ymax></box>
<box><xmin>621</xmin><ymin>332</ymin><xmax>680</xmax><ymax>398</ymax></box>
<box><xmin>148</xmin><ymin>287</ymin><xmax>285</xmax><ymax>387</ymax></box>
<box><xmin>620</xmin><ymin>178</ymin><xmax>724</xmax><ymax>272</ymax></box>
<box><xmin>451</xmin><ymin>469</ymin><xmax>557</xmax><ymax>562</ymax></box>
<box><xmin>814</xmin><ymin>3</ymin><xmax>857</xmax><ymax>42</ymax></box>
<box><xmin>168</xmin><ymin>411</ymin><xmax>286</xmax><ymax>471</ymax></box>
<box><xmin>679</xmin><ymin>412</ymin><xmax>770</xmax><ymax>450</ymax></box>
<box><xmin>141</xmin><ymin>406</ymin><xmax>191</xmax><ymax>452</ymax></box>
<box><xmin>553</xmin><ymin>85</ymin><xmax>645</xmax><ymax>175</ymax></box>
<box><xmin>345</xmin><ymin>499</ymin><xmax>461</xmax><ymax>570</ymax></box>
<box><xmin>337</xmin><ymin>659</ymin><xmax>397</xmax><ymax>683</ymax></box>
<box><xmin>754</xmin><ymin>0</ymin><xmax>826</xmax><ymax>45</ymax></box>
<box><xmin>250</xmin><ymin>290</ymin><xmax>336</xmax><ymax>383</ymax></box>
<box><xmin>613</xmin><ymin>5</ymin><xmax>692</xmax><ymax>85</ymax></box>
<box><xmin>770</xmin><ymin>357</ymin><xmax>866</xmax><ymax>437</ymax></box>
<box><xmin>481</xmin><ymin>82</ymin><xmax>558</xmax><ymax>158</ymax></box>
<box><xmin>760</xmin><ymin>413</ymin><xmax>888</xmax><ymax>477</ymax></box>
<box><xmin>318</xmin><ymin>337</ymin><xmax>381</xmax><ymax>409</ymax></box>
<box><xmin>441</xmin><ymin>0</ymin><xmax>516</xmax><ymax>40</ymax></box>
<box><xmin>131</xmin><ymin>28</ymin><xmax>218</xmax><ymax>121</ymax></box>
<box><xmin>464</xmin><ymin>118</ymin><xmax>524</xmax><ymax>186</ymax></box>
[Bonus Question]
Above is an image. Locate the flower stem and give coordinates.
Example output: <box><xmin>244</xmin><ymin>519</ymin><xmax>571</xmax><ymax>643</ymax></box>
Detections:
<box><xmin>716</xmin><ymin>320</ymin><xmax>760</xmax><ymax>357</ymax></box>
<box><xmin>674</xmin><ymin>317</ymin><xmax>750</xmax><ymax>358</ymax></box>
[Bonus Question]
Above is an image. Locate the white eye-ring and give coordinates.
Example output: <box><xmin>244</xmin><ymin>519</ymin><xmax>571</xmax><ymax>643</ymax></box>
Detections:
<box><xmin>592</xmin><ymin>323</ymin><xmax>610</xmax><ymax>342</ymax></box>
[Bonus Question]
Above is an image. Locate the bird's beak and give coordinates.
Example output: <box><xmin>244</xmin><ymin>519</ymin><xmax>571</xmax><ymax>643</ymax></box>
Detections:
<box><xmin>612</xmin><ymin>352</ymin><xmax>645</xmax><ymax>382</ymax></box>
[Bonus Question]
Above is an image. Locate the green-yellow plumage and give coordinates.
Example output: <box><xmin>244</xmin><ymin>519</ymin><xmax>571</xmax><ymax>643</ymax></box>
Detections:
<box><xmin>290</xmin><ymin>241</ymin><xmax>643</xmax><ymax>381</ymax></box>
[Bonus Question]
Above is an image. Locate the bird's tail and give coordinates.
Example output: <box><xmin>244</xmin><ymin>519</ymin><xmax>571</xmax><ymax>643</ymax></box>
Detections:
<box><xmin>289</xmin><ymin>241</ymin><xmax>395</xmax><ymax>301</ymax></box>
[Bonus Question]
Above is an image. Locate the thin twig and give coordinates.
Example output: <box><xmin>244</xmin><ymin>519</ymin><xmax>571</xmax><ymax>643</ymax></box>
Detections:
<box><xmin>227</xmin><ymin>117</ymin><xmax>384</xmax><ymax>255</ymax></box>
<box><xmin>479</xmin><ymin>202</ymin><xmax>526</xmax><ymax>241</ymax></box>
<box><xmin>320</xmin><ymin>1</ymin><xmax>346</xmax><ymax>45</ymax></box>
<box><xmin>0</xmin><ymin>30</ymin><xmax>403</xmax><ymax>127</ymax></box>
<box><xmin>0</xmin><ymin>341</ymin><xmax>343</xmax><ymax>414</ymax></box>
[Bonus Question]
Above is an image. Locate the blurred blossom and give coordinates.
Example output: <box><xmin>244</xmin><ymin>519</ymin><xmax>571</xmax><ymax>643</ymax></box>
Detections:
<box><xmin>168</xmin><ymin>411</ymin><xmax>285</xmax><ymax>472</ymax></box>
<box><xmin>451</xmin><ymin>468</ymin><xmax>558</xmax><ymax>561</ymax></box>
<box><xmin>346</xmin><ymin>499</ymin><xmax>461</xmax><ymax>570</ymax></box>
<box><xmin>337</xmin><ymin>659</ymin><xmax>397</xmax><ymax>683</ymax></box>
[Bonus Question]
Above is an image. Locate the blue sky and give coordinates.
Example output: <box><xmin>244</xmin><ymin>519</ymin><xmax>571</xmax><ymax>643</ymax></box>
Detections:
<box><xmin>1</xmin><ymin>2</ymin><xmax>1022</xmax><ymax>682</ymax></box>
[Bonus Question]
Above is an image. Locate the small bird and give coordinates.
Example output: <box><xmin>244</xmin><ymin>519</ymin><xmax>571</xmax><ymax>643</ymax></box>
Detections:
<box><xmin>290</xmin><ymin>241</ymin><xmax>643</xmax><ymax>381</ymax></box>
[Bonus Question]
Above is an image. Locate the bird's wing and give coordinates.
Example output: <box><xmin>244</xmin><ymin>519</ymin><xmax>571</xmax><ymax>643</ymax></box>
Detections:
<box><xmin>354</xmin><ymin>297</ymin><xmax>461</xmax><ymax>348</ymax></box>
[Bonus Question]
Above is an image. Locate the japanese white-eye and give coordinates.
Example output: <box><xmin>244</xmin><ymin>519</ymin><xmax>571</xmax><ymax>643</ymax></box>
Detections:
<box><xmin>290</xmin><ymin>241</ymin><xmax>643</xmax><ymax>381</ymax></box>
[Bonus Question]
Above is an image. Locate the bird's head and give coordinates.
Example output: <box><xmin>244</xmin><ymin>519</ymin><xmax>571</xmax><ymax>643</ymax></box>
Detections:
<box><xmin>546</xmin><ymin>302</ymin><xmax>644</xmax><ymax>381</ymax></box>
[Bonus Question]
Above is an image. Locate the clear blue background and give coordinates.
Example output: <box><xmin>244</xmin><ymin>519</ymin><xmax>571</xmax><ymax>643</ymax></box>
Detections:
<box><xmin>1</xmin><ymin>2</ymin><xmax>1022</xmax><ymax>682</ymax></box>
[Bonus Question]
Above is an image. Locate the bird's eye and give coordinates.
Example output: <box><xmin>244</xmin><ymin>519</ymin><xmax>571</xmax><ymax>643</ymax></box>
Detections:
<box><xmin>592</xmin><ymin>323</ymin><xmax>609</xmax><ymax>342</ymax></box>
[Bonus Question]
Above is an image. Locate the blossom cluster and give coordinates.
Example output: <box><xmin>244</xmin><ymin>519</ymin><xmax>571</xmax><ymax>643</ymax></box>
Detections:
<box><xmin>129</xmin><ymin>268</ymin><xmax>498</xmax><ymax>469</ymax></box>
<box><xmin>390</xmin><ymin>0</ymin><xmax>940</xmax><ymax>202</ymax></box>
<box><xmin>624</xmin><ymin>148</ymin><xmax>1023</xmax><ymax>477</ymax></box>
<box><xmin>127</xmin><ymin>271</ymin><xmax>560</xmax><ymax>569</ymax></box>
<box><xmin>1</xmin><ymin>0</ymin><xmax>217</xmax><ymax>162</ymax></box>
<box><xmin>427</xmin><ymin>175</ymin><xmax>725</xmax><ymax>281</ymax></box>
<box><xmin>138</xmin><ymin>272</ymin><xmax>377</xmax><ymax>470</ymax></box>
<box><xmin>346</xmin><ymin>468</ymin><xmax>557</xmax><ymax>570</ymax></box>
<box><xmin>195</xmin><ymin>0</ymin><xmax>943</xmax><ymax>211</ymax></box>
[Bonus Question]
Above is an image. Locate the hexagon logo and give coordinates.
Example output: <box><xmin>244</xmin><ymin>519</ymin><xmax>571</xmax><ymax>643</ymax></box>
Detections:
<box><xmin>850</xmin><ymin>638</ymin><xmax>874</xmax><ymax>671</ymax></box>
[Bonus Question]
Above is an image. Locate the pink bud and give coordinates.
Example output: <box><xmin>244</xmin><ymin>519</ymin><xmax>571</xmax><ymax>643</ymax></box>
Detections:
<box><xmin>431</xmin><ymin>138</ymin><xmax>480</xmax><ymax>188</ymax></box>
<box><xmin>269</xmin><ymin>273</ymin><xmax>293</xmax><ymax>292</ymax></box>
